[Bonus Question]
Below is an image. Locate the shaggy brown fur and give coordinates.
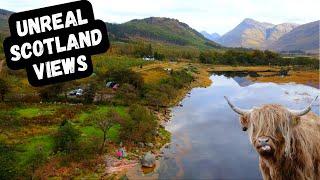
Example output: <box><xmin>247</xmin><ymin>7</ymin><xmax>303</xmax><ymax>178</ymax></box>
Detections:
<box><xmin>240</xmin><ymin>104</ymin><xmax>320</xmax><ymax>180</ymax></box>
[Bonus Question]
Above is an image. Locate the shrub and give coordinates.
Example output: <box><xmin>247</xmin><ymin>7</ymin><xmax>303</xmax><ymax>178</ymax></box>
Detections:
<box><xmin>105</xmin><ymin>69</ymin><xmax>144</xmax><ymax>89</ymax></box>
<box><xmin>144</xmin><ymin>83</ymin><xmax>177</xmax><ymax>108</ymax></box>
<box><xmin>70</xmin><ymin>137</ymin><xmax>100</xmax><ymax>161</ymax></box>
<box><xmin>116</xmin><ymin>83</ymin><xmax>139</xmax><ymax>105</ymax></box>
<box><xmin>120</xmin><ymin>104</ymin><xmax>157</xmax><ymax>142</ymax></box>
<box><xmin>162</xmin><ymin>70</ymin><xmax>194</xmax><ymax>89</ymax></box>
<box><xmin>0</xmin><ymin>78</ymin><xmax>9</xmax><ymax>102</ymax></box>
<box><xmin>38</xmin><ymin>83</ymin><xmax>65</xmax><ymax>101</ymax></box>
<box><xmin>0</xmin><ymin>141</ymin><xmax>17</xmax><ymax>179</ymax></box>
<box><xmin>0</xmin><ymin>110</ymin><xmax>21</xmax><ymax>127</ymax></box>
<box><xmin>53</xmin><ymin>120</ymin><xmax>80</xmax><ymax>153</ymax></box>
<box><xmin>26</xmin><ymin>146</ymin><xmax>48</xmax><ymax>178</ymax></box>
<box><xmin>157</xmin><ymin>84</ymin><xmax>177</xmax><ymax>99</ymax></box>
<box><xmin>145</xmin><ymin>89</ymin><xmax>169</xmax><ymax>109</ymax></box>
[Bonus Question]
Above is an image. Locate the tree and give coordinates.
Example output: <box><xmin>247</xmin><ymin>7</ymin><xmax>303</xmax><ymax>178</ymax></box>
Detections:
<box><xmin>154</xmin><ymin>51</ymin><xmax>165</xmax><ymax>60</ymax></box>
<box><xmin>0</xmin><ymin>79</ymin><xmax>9</xmax><ymax>102</ymax></box>
<box><xmin>146</xmin><ymin>43</ymin><xmax>153</xmax><ymax>56</ymax></box>
<box><xmin>83</xmin><ymin>83</ymin><xmax>97</xmax><ymax>103</ymax></box>
<box><xmin>93</xmin><ymin>109</ymin><xmax>123</xmax><ymax>154</ymax></box>
<box><xmin>53</xmin><ymin>120</ymin><xmax>80</xmax><ymax>153</ymax></box>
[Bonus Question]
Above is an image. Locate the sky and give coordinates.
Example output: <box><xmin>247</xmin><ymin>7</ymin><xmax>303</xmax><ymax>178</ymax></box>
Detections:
<box><xmin>1</xmin><ymin>0</ymin><xmax>319</xmax><ymax>35</ymax></box>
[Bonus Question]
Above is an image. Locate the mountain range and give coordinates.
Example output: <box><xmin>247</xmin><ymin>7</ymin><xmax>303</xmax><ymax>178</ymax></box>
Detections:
<box><xmin>203</xmin><ymin>18</ymin><xmax>319</xmax><ymax>53</ymax></box>
<box><xmin>200</xmin><ymin>31</ymin><xmax>221</xmax><ymax>41</ymax></box>
<box><xmin>0</xmin><ymin>8</ymin><xmax>318</xmax><ymax>53</ymax></box>
<box><xmin>268</xmin><ymin>21</ymin><xmax>319</xmax><ymax>54</ymax></box>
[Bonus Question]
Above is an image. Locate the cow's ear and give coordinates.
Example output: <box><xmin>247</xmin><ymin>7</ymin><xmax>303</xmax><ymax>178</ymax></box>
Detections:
<box><xmin>240</xmin><ymin>115</ymin><xmax>249</xmax><ymax>131</ymax></box>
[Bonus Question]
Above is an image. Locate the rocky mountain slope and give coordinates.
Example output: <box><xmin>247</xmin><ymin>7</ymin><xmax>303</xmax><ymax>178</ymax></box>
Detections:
<box><xmin>217</xmin><ymin>18</ymin><xmax>299</xmax><ymax>50</ymax></box>
<box><xmin>269</xmin><ymin>20</ymin><xmax>319</xmax><ymax>54</ymax></box>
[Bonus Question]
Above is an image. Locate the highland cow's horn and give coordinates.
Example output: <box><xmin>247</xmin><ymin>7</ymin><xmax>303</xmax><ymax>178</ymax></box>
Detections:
<box><xmin>288</xmin><ymin>96</ymin><xmax>318</xmax><ymax>116</ymax></box>
<box><xmin>224</xmin><ymin>96</ymin><xmax>251</xmax><ymax>115</ymax></box>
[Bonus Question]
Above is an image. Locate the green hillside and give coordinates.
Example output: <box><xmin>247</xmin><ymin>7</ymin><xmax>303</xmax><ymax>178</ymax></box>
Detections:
<box><xmin>106</xmin><ymin>17</ymin><xmax>221</xmax><ymax>49</ymax></box>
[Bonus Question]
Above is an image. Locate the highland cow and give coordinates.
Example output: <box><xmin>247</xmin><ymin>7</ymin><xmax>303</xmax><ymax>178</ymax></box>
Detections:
<box><xmin>225</xmin><ymin>96</ymin><xmax>320</xmax><ymax>180</ymax></box>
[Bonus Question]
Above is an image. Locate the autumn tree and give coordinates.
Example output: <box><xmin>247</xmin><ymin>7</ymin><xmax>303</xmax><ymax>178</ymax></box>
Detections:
<box><xmin>93</xmin><ymin>109</ymin><xmax>123</xmax><ymax>154</ymax></box>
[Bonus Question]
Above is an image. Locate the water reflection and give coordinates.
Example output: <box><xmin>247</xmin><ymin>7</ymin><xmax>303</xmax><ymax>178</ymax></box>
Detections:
<box><xmin>158</xmin><ymin>74</ymin><xmax>320</xmax><ymax>179</ymax></box>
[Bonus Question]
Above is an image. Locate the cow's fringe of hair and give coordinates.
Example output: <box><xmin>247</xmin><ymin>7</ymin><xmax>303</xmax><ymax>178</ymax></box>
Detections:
<box><xmin>248</xmin><ymin>105</ymin><xmax>293</xmax><ymax>157</ymax></box>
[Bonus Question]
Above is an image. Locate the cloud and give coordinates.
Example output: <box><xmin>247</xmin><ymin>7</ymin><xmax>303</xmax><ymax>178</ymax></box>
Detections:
<box><xmin>1</xmin><ymin>0</ymin><xmax>319</xmax><ymax>34</ymax></box>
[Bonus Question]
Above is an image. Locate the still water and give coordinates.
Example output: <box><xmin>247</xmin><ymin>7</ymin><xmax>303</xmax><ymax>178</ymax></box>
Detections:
<box><xmin>157</xmin><ymin>74</ymin><xmax>320</xmax><ymax>179</ymax></box>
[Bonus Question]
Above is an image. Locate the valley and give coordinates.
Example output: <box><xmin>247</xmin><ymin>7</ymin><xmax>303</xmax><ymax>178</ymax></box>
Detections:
<box><xmin>0</xmin><ymin>6</ymin><xmax>318</xmax><ymax>179</ymax></box>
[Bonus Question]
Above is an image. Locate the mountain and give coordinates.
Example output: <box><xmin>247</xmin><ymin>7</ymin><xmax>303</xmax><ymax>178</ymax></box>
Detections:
<box><xmin>0</xmin><ymin>9</ymin><xmax>12</xmax><ymax>35</ymax></box>
<box><xmin>268</xmin><ymin>21</ymin><xmax>319</xmax><ymax>54</ymax></box>
<box><xmin>265</xmin><ymin>23</ymin><xmax>299</xmax><ymax>43</ymax></box>
<box><xmin>201</xmin><ymin>31</ymin><xmax>221</xmax><ymax>41</ymax></box>
<box><xmin>217</xmin><ymin>18</ymin><xmax>274</xmax><ymax>49</ymax></box>
<box><xmin>106</xmin><ymin>17</ymin><xmax>221</xmax><ymax>48</ymax></box>
<box><xmin>217</xmin><ymin>18</ymin><xmax>299</xmax><ymax>49</ymax></box>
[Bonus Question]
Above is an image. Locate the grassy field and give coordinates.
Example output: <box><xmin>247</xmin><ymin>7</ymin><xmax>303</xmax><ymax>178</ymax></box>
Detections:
<box><xmin>0</xmin><ymin>103</ymin><xmax>128</xmax><ymax>176</ymax></box>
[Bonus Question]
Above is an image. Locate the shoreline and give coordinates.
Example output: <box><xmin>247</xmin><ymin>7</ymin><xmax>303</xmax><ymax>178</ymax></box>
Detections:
<box><xmin>102</xmin><ymin>63</ymin><xmax>213</xmax><ymax>178</ymax></box>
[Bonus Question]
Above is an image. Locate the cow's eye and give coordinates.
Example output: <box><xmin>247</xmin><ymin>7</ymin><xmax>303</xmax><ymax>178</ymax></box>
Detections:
<box><xmin>242</xmin><ymin>127</ymin><xmax>248</xmax><ymax>131</ymax></box>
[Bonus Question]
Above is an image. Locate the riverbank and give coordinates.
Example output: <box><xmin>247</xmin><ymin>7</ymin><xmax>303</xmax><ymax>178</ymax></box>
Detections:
<box><xmin>99</xmin><ymin>62</ymin><xmax>213</xmax><ymax>178</ymax></box>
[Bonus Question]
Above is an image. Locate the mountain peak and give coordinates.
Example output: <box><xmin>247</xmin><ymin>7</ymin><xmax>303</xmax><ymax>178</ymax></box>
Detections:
<box><xmin>0</xmin><ymin>9</ymin><xmax>13</xmax><ymax>16</ymax></box>
<box><xmin>129</xmin><ymin>17</ymin><xmax>192</xmax><ymax>30</ymax></box>
<box><xmin>242</xmin><ymin>18</ymin><xmax>257</xmax><ymax>24</ymax></box>
<box><xmin>106</xmin><ymin>17</ymin><xmax>220</xmax><ymax>48</ymax></box>
<box><xmin>240</xmin><ymin>18</ymin><xmax>274</xmax><ymax>29</ymax></box>
<box><xmin>201</xmin><ymin>31</ymin><xmax>221</xmax><ymax>41</ymax></box>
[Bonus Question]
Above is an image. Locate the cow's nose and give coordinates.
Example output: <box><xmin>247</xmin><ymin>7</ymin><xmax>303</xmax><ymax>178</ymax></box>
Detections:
<box><xmin>258</xmin><ymin>137</ymin><xmax>269</xmax><ymax>145</ymax></box>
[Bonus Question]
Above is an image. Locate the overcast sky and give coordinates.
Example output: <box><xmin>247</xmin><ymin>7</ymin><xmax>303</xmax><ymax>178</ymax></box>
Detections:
<box><xmin>1</xmin><ymin>0</ymin><xmax>319</xmax><ymax>35</ymax></box>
